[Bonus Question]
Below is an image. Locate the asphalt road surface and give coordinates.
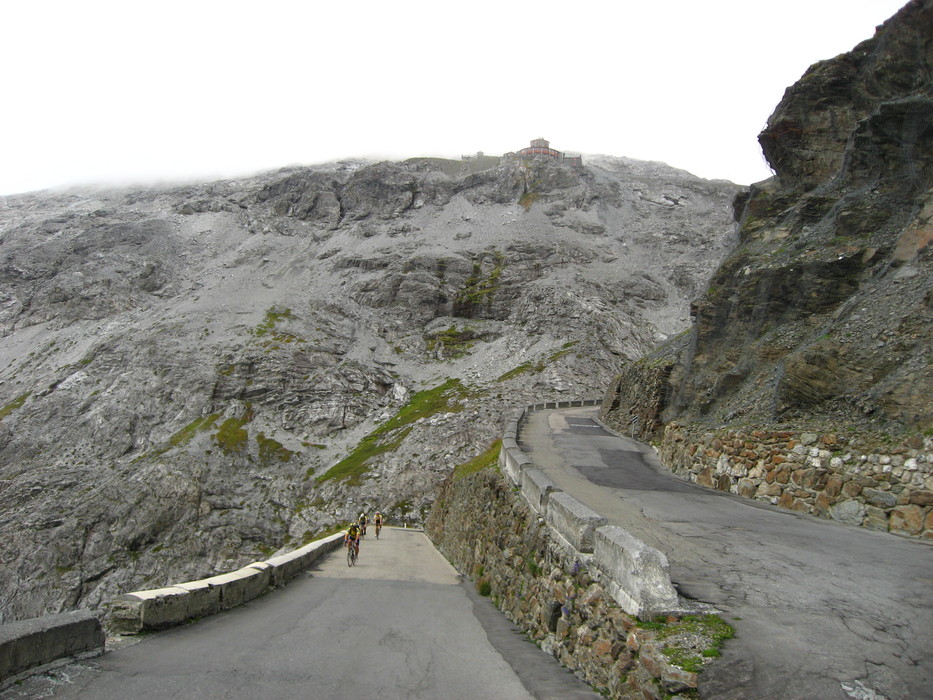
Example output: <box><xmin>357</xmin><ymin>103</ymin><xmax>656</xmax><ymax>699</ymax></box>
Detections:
<box><xmin>3</xmin><ymin>527</ymin><xmax>598</xmax><ymax>700</ymax></box>
<box><xmin>521</xmin><ymin>407</ymin><xmax>933</xmax><ymax>700</ymax></box>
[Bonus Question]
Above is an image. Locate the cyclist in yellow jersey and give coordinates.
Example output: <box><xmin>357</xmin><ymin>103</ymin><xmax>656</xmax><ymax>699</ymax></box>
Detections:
<box><xmin>358</xmin><ymin>512</ymin><xmax>368</xmax><ymax>537</ymax></box>
<box><xmin>345</xmin><ymin>522</ymin><xmax>361</xmax><ymax>556</ymax></box>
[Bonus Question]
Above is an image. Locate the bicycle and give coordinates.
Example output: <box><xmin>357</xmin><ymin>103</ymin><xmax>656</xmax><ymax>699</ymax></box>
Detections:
<box><xmin>375</xmin><ymin>521</ymin><xmax>382</xmax><ymax>539</ymax></box>
<box><xmin>347</xmin><ymin>541</ymin><xmax>358</xmax><ymax>567</ymax></box>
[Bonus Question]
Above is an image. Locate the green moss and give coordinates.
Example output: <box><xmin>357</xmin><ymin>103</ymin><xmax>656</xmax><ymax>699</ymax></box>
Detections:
<box><xmin>215</xmin><ymin>410</ymin><xmax>254</xmax><ymax>455</ymax></box>
<box><xmin>424</xmin><ymin>325</ymin><xmax>478</xmax><ymax>358</ymax></box>
<box><xmin>169</xmin><ymin>414</ymin><xmax>220</xmax><ymax>448</ymax></box>
<box><xmin>251</xmin><ymin>306</ymin><xmax>304</xmax><ymax>345</ymax></box>
<box><xmin>0</xmin><ymin>392</ymin><xmax>30</xmax><ymax>421</ymax></box>
<box><xmin>454</xmin><ymin>252</ymin><xmax>505</xmax><ymax>310</ymax></box>
<box><xmin>453</xmin><ymin>439</ymin><xmax>502</xmax><ymax>480</ymax></box>
<box><xmin>257</xmin><ymin>432</ymin><xmax>295</xmax><ymax>464</ymax></box>
<box><xmin>254</xmin><ymin>306</ymin><xmax>293</xmax><ymax>336</ymax></box>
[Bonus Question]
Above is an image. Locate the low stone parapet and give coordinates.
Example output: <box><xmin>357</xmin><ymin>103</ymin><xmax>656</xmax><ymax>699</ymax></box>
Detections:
<box><xmin>107</xmin><ymin>531</ymin><xmax>345</xmax><ymax>634</ymax></box>
<box><xmin>0</xmin><ymin>610</ymin><xmax>104</xmax><ymax>684</ymax></box>
<box><xmin>497</xmin><ymin>400</ymin><xmax>682</xmax><ymax>618</ymax></box>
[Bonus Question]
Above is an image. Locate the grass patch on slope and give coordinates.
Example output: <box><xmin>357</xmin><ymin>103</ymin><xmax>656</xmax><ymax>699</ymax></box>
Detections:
<box><xmin>215</xmin><ymin>408</ymin><xmax>255</xmax><ymax>455</ymax></box>
<box><xmin>0</xmin><ymin>392</ymin><xmax>30</xmax><ymax>421</ymax></box>
<box><xmin>496</xmin><ymin>342</ymin><xmax>579</xmax><ymax>382</ymax></box>
<box><xmin>452</xmin><ymin>439</ymin><xmax>502</xmax><ymax>481</ymax></box>
<box><xmin>316</xmin><ymin>378</ymin><xmax>470</xmax><ymax>485</ymax></box>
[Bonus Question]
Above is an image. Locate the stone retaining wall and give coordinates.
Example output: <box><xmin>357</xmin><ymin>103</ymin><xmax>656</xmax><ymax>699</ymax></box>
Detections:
<box><xmin>602</xmin><ymin>363</ymin><xmax>933</xmax><ymax>539</ymax></box>
<box><xmin>426</xmin><ymin>470</ymin><xmax>714</xmax><ymax>698</ymax></box>
<box><xmin>425</xmin><ymin>399</ymin><xmax>731</xmax><ymax>698</ymax></box>
<box><xmin>660</xmin><ymin>423</ymin><xmax>933</xmax><ymax>538</ymax></box>
<box><xmin>504</xmin><ymin>403</ymin><xmax>679</xmax><ymax>618</ymax></box>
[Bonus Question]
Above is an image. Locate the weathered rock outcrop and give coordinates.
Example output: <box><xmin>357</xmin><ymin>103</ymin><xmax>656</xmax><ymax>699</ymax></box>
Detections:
<box><xmin>0</xmin><ymin>154</ymin><xmax>739</xmax><ymax>621</ymax></box>
<box><xmin>602</xmin><ymin>0</ymin><xmax>933</xmax><ymax>535</ymax></box>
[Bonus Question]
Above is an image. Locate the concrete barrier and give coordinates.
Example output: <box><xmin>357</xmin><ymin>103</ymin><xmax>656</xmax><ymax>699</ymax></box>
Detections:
<box><xmin>0</xmin><ymin>610</ymin><xmax>104</xmax><ymax>683</ymax></box>
<box><xmin>594</xmin><ymin>526</ymin><xmax>680</xmax><ymax>618</ymax></box>
<box><xmin>108</xmin><ymin>531</ymin><xmax>345</xmax><ymax>634</ymax></box>
<box><xmin>521</xmin><ymin>468</ymin><xmax>560</xmax><ymax>513</ymax></box>
<box><xmin>546</xmin><ymin>491</ymin><xmax>607</xmax><ymax>553</ymax></box>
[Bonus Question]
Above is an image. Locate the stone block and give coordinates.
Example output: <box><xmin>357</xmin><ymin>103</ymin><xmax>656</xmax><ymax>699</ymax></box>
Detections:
<box><xmin>593</xmin><ymin>525</ymin><xmax>679</xmax><ymax>618</ymax></box>
<box><xmin>503</xmin><ymin>446</ymin><xmax>533</xmax><ymax>485</ymax></box>
<box><xmin>199</xmin><ymin>567</ymin><xmax>267</xmax><ymax>610</ymax></box>
<box><xmin>889</xmin><ymin>505</ymin><xmax>924</xmax><ymax>535</ymax></box>
<box><xmin>830</xmin><ymin>499</ymin><xmax>865</xmax><ymax>526</ymax></box>
<box><xmin>864</xmin><ymin>505</ymin><xmax>888</xmax><ymax>531</ymax></box>
<box><xmin>0</xmin><ymin>610</ymin><xmax>104</xmax><ymax>682</ymax></box>
<box><xmin>521</xmin><ymin>468</ymin><xmax>560</xmax><ymax>512</ymax></box>
<box><xmin>546</xmin><ymin>492</ymin><xmax>607</xmax><ymax>553</ymax></box>
<box><xmin>109</xmin><ymin>586</ymin><xmax>191</xmax><ymax>633</ymax></box>
<box><xmin>172</xmin><ymin>579</ymin><xmax>220</xmax><ymax>619</ymax></box>
<box><xmin>863</xmin><ymin>488</ymin><xmax>897</xmax><ymax>508</ymax></box>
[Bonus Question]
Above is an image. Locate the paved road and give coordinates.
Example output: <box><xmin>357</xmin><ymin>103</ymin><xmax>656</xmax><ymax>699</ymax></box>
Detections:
<box><xmin>2</xmin><ymin>528</ymin><xmax>598</xmax><ymax>700</ymax></box>
<box><xmin>522</xmin><ymin>407</ymin><xmax>933</xmax><ymax>700</ymax></box>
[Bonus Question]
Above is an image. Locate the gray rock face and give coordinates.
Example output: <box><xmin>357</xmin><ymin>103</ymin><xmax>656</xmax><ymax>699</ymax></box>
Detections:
<box><xmin>0</xmin><ymin>155</ymin><xmax>739</xmax><ymax>621</ymax></box>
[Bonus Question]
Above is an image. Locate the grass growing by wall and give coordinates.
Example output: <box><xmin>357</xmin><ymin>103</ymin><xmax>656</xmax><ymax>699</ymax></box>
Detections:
<box><xmin>316</xmin><ymin>378</ymin><xmax>471</xmax><ymax>485</ymax></box>
<box><xmin>638</xmin><ymin>614</ymin><xmax>735</xmax><ymax>674</ymax></box>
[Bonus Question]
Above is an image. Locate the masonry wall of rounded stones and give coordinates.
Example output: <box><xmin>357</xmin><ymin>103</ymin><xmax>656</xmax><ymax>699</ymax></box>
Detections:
<box><xmin>601</xmin><ymin>362</ymin><xmax>933</xmax><ymax>539</ymax></box>
<box><xmin>659</xmin><ymin>424</ymin><xmax>933</xmax><ymax>538</ymax></box>
<box><xmin>426</xmin><ymin>470</ymin><xmax>709</xmax><ymax>699</ymax></box>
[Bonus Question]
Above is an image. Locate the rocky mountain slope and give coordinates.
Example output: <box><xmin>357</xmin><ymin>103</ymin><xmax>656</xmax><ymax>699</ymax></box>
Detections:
<box><xmin>0</xmin><ymin>153</ymin><xmax>740</xmax><ymax>620</ymax></box>
<box><xmin>602</xmin><ymin>0</ymin><xmax>932</xmax><ymax>533</ymax></box>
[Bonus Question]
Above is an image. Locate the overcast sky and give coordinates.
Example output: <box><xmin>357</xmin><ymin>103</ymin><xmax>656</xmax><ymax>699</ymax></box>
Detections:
<box><xmin>0</xmin><ymin>0</ymin><xmax>909</xmax><ymax>196</ymax></box>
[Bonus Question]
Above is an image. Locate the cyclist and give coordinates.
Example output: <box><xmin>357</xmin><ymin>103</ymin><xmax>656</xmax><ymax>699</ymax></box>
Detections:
<box><xmin>345</xmin><ymin>522</ymin><xmax>362</xmax><ymax>557</ymax></box>
<box><xmin>358</xmin><ymin>512</ymin><xmax>368</xmax><ymax>537</ymax></box>
<box><xmin>373</xmin><ymin>511</ymin><xmax>384</xmax><ymax>538</ymax></box>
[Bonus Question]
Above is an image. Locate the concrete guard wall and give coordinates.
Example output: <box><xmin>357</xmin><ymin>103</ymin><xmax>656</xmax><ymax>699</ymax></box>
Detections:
<box><xmin>108</xmin><ymin>532</ymin><xmax>345</xmax><ymax>634</ymax></box>
<box><xmin>0</xmin><ymin>610</ymin><xmax>104</xmax><ymax>685</ymax></box>
<box><xmin>502</xmin><ymin>400</ymin><xmax>680</xmax><ymax>617</ymax></box>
